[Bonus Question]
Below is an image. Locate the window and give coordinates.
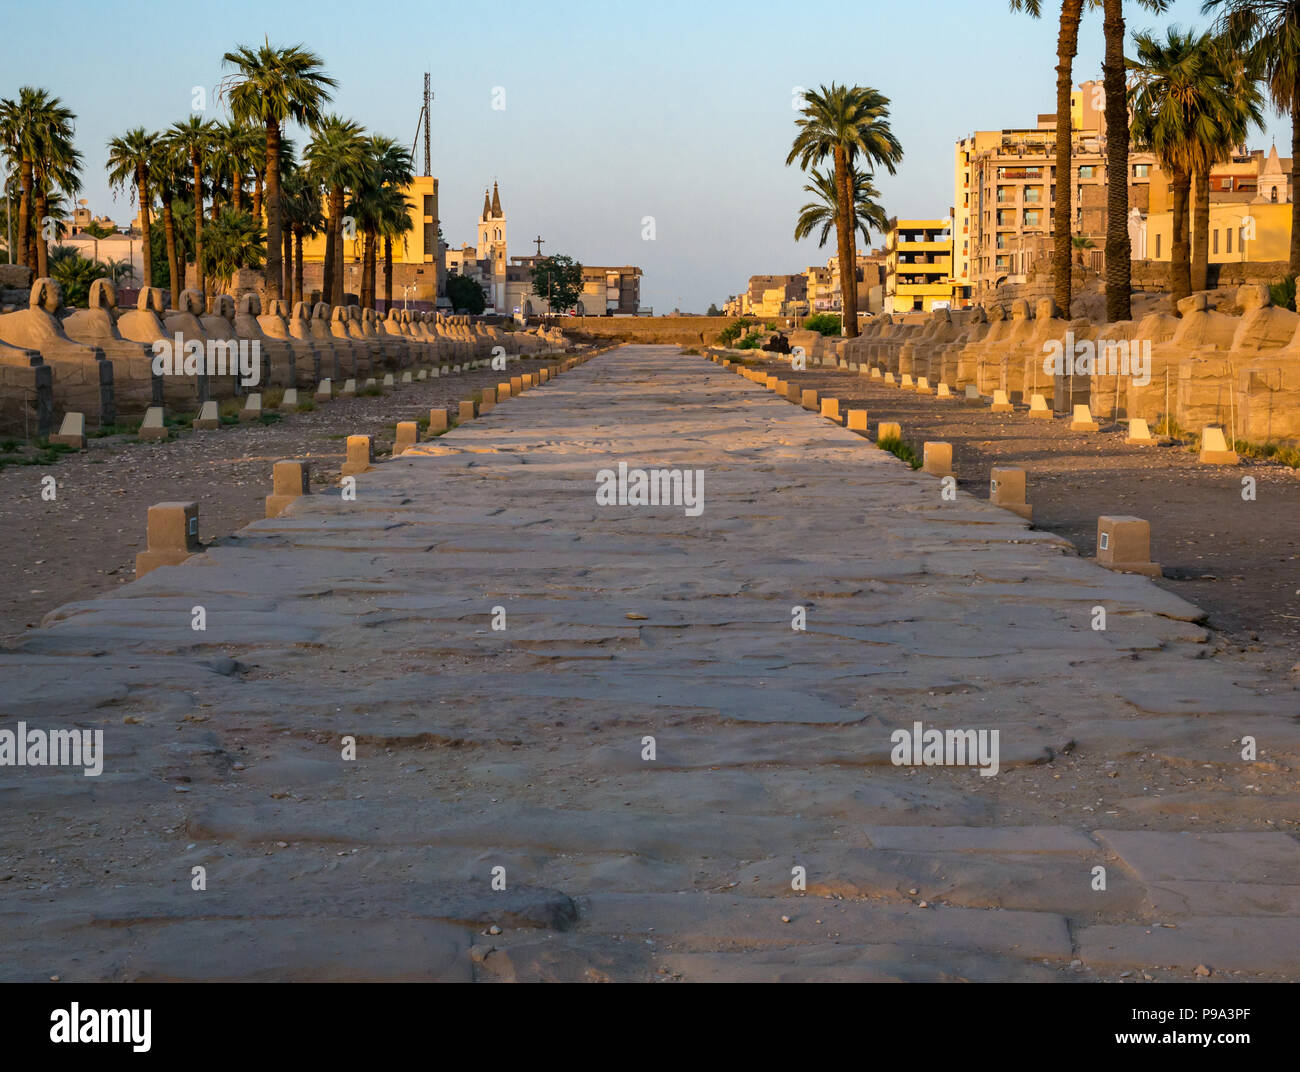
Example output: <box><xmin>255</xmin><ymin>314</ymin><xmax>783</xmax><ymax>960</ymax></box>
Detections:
<box><xmin>1155</xmin><ymin>234</ymin><xmax>1161</xmax><ymax>258</ymax></box>
<box><xmin>1024</xmin><ymin>209</ymin><xmax>1042</xmax><ymax>226</ymax></box>
<box><xmin>1213</xmin><ymin>230</ymin><xmax>1219</xmax><ymax>254</ymax></box>
<box><xmin>1133</xmin><ymin>164</ymin><xmax>1150</xmax><ymax>178</ymax></box>
<box><xmin>1227</xmin><ymin>227</ymin><xmax>1233</xmax><ymax>254</ymax></box>
<box><xmin>1079</xmin><ymin>165</ymin><xmax>1095</xmax><ymax>179</ymax></box>
<box><xmin>1272</xmin><ymin>186</ymin><xmax>1279</xmax><ymax>203</ymax></box>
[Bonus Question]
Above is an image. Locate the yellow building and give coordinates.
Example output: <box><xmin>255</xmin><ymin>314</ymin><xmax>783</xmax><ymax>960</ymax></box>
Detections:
<box><xmin>299</xmin><ymin>176</ymin><xmax>441</xmax><ymax>301</ymax></box>
<box><xmin>1143</xmin><ymin>201</ymin><xmax>1291</xmax><ymax>265</ymax></box>
<box><xmin>885</xmin><ymin>218</ymin><xmax>954</xmax><ymax>313</ymax></box>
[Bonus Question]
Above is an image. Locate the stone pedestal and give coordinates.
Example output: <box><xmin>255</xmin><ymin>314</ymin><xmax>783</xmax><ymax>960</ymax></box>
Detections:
<box><xmin>1199</xmin><ymin>426</ymin><xmax>1239</xmax><ymax>465</ymax></box>
<box><xmin>923</xmin><ymin>441</ymin><xmax>953</xmax><ymax>477</ymax></box>
<box><xmin>135</xmin><ymin>500</ymin><xmax>199</xmax><ymax>576</ymax></box>
<box><xmin>394</xmin><ymin>422</ymin><xmax>420</xmax><ymax>456</ymax></box>
<box><xmin>341</xmin><ymin>435</ymin><xmax>374</xmax><ymax>477</ymax></box>
<box><xmin>265</xmin><ymin>460</ymin><xmax>310</xmax><ymax>518</ymax></box>
<box><xmin>990</xmin><ymin>466</ymin><xmax>1032</xmax><ymax>520</ymax></box>
<box><xmin>194</xmin><ymin>400</ymin><xmax>221</xmax><ymax>430</ymax></box>
<box><xmin>1094</xmin><ymin>515</ymin><xmax>1161</xmax><ymax>577</ymax></box>
<box><xmin>50</xmin><ymin>412</ymin><xmax>86</xmax><ymax>449</ymax></box>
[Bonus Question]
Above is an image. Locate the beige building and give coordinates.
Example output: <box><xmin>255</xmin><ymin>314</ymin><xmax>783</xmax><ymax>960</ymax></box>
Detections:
<box><xmin>954</xmin><ymin>80</ymin><xmax>1156</xmax><ymax>304</ymax></box>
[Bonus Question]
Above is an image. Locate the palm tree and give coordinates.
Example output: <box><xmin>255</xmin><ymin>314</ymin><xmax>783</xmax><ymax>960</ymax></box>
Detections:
<box><xmin>168</xmin><ymin>116</ymin><xmax>216</xmax><ymax>297</ymax></box>
<box><xmin>202</xmin><ymin>207</ymin><xmax>265</xmax><ymax>293</ymax></box>
<box><xmin>1203</xmin><ymin>1</ymin><xmax>1300</xmax><ymax>274</ymax></box>
<box><xmin>0</xmin><ymin>88</ymin><xmax>81</xmax><ymax>279</ymax></box>
<box><xmin>106</xmin><ymin>127</ymin><xmax>156</xmax><ymax>288</ymax></box>
<box><xmin>280</xmin><ymin>167</ymin><xmax>322</xmax><ymax>306</ymax></box>
<box><xmin>214</xmin><ymin>119</ymin><xmax>259</xmax><ymax>215</ymax></box>
<box><xmin>1102</xmin><ymin>0</ymin><xmax>1171</xmax><ymax>322</ymax></box>
<box><xmin>220</xmin><ymin>42</ymin><xmax>335</xmax><ymax>303</ymax></box>
<box><xmin>1010</xmin><ymin>1</ymin><xmax>1092</xmax><ymax>316</ymax></box>
<box><xmin>348</xmin><ymin>135</ymin><xmax>414</xmax><ymax>309</ymax></box>
<box><xmin>151</xmin><ymin>140</ymin><xmax>185</xmax><ymax>306</ymax></box>
<box><xmin>794</xmin><ymin>165</ymin><xmax>889</xmax><ymax>250</ymax></box>
<box><xmin>0</xmin><ymin>88</ymin><xmax>41</xmax><ymax>269</ymax></box>
<box><xmin>1192</xmin><ymin>37</ymin><xmax>1264</xmax><ymax>289</ymax></box>
<box><xmin>1130</xmin><ymin>26</ymin><xmax>1263</xmax><ymax>302</ymax></box>
<box><xmin>306</xmin><ymin>115</ymin><xmax>367</xmax><ymax>307</ymax></box>
<box><xmin>378</xmin><ymin>185</ymin><xmax>414</xmax><ymax>311</ymax></box>
<box><xmin>787</xmin><ymin>84</ymin><xmax>903</xmax><ymax>337</ymax></box>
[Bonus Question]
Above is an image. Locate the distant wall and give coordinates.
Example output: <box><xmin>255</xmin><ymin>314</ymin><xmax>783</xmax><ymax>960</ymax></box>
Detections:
<box><xmin>1131</xmin><ymin>259</ymin><xmax>1292</xmax><ymax>292</ymax></box>
<box><xmin>561</xmin><ymin>316</ymin><xmax>739</xmax><ymax>346</ymax></box>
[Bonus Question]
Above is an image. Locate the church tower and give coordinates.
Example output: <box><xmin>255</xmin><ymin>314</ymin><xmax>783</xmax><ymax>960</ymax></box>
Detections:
<box><xmin>476</xmin><ymin>182</ymin><xmax>507</xmax><ymax>310</ymax></box>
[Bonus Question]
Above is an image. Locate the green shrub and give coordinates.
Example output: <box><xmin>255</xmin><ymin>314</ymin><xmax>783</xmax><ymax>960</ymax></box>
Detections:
<box><xmin>718</xmin><ymin>318</ymin><xmax>755</xmax><ymax>346</ymax></box>
<box><xmin>877</xmin><ymin>435</ymin><xmax>921</xmax><ymax>469</ymax></box>
<box><xmin>1269</xmin><ymin>277</ymin><xmax>1297</xmax><ymax>312</ymax></box>
<box><xmin>804</xmin><ymin>313</ymin><xmax>842</xmax><ymax>337</ymax></box>
<box><xmin>736</xmin><ymin>330</ymin><xmax>764</xmax><ymax>350</ymax></box>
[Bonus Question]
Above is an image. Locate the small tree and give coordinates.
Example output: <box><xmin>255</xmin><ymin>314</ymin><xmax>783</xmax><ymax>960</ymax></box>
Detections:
<box><xmin>531</xmin><ymin>254</ymin><xmax>584</xmax><ymax>313</ymax></box>
<box><xmin>706</xmin><ymin>302</ymin><xmax>722</xmax><ymax>316</ymax></box>
<box><xmin>447</xmin><ymin>273</ymin><xmax>486</xmax><ymax>315</ymax></box>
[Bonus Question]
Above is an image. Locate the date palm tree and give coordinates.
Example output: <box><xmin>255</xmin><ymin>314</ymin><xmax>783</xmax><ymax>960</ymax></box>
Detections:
<box><xmin>1130</xmin><ymin>27</ymin><xmax>1214</xmax><ymax>303</ymax></box>
<box><xmin>349</xmin><ymin>135</ymin><xmax>414</xmax><ymax>309</ymax></box>
<box><xmin>202</xmin><ymin>207</ymin><xmax>265</xmax><ymax>294</ymax></box>
<box><xmin>794</xmin><ymin>165</ymin><xmax>889</xmax><ymax>250</ymax></box>
<box><xmin>378</xmin><ymin>185</ymin><xmax>414</xmax><ymax>311</ymax></box>
<box><xmin>106</xmin><ymin>127</ymin><xmax>157</xmax><ymax>288</ymax></box>
<box><xmin>1010</xmin><ymin>1</ymin><xmax>1094</xmax><ymax>316</ymax></box>
<box><xmin>1</xmin><ymin>88</ymin><xmax>81</xmax><ymax>279</ymax></box>
<box><xmin>151</xmin><ymin>140</ymin><xmax>185</xmax><ymax>307</ymax></box>
<box><xmin>220</xmin><ymin>42</ymin><xmax>335</xmax><ymax>303</ymax></box>
<box><xmin>167</xmin><ymin>116</ymin><xmax>216</xmax><ymax>297</ymax></box>
<box><xmin>281</xmin><ymin>167</ymin><xmax>322</xmax><ymax>306</ymax></box>
<box><xmin>215</xmin><ymin>119</ymin><xmax>260</xmax><ymax>216</ymax></box>
<box><xmin>787</xmin><ymin>84</ymin><xmax>902</xmax><ymax>337</ymax></box>
<box><xmin>1203</xmin><ymin>1</ymin><xmax>1300</xmax><ymax>273</ymax></box>
<box><xmin>306</xmin><ymin>115</ymin><xmax>367</xmax><ymax>306</ymax></box>
<box><xmin>1101</xmin><ymin>0</ymin><xmax>1170</xmax><ymax>322</ymax></box>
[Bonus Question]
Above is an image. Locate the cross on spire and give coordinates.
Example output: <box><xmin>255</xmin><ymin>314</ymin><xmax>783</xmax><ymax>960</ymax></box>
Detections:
<box><xmin>533</xmin><ymin>234</ymin><xmax>545</xmax><ymax>256</ymax></box>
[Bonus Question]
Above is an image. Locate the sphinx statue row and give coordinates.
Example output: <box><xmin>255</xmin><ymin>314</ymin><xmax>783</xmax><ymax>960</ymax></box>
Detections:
<box><xmin>0</xmin><ymin>278</ymin><xmax>573</xmax><ymax>437</ymax></box>
<box><xmin>807</xmin><ymin>286</ymin><xmax>1300</xmax><ymax>443</ymax></box>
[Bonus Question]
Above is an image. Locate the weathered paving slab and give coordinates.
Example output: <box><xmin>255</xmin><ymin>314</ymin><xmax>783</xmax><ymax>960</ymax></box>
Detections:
<box><xmin>0</xmin><ymin>345</ymin><xmax>1297</xmax><ymax>982</ymax></box>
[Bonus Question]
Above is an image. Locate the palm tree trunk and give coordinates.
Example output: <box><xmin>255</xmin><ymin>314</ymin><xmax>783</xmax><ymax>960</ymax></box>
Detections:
<box><xmin>1102</xmin><ymin>0</ymin><xmax>1131</xmax><ymax>323</ymax></box>
<box><xmin>323</xmin><ymin>208</ymin><xmax>336</xmax><ymax>304</ymax></box>
<box><xmin>1054</xmin><ymin>0</ymin><xmax>1083</xmax><ymax>317</ymax></box>
<box><xmin>253</xmin><ymin>174</ymin><xmax>262</xmax><ymax>223</ymax></box>
<box><xmin>263</xmin><ymin>120</ymin><xmax>283</xmax><ymax>303</ymax></box>
<box><xmin>294</xmin><ymin>227</ymin><xmax>304</xmax><ymax>306</ymax></box>
<box><xmin>162</xmin><ymin>192</ymin><xmax>180</xmax><ymax>308</ymax></box>
<box><xmin>33</xmin><ymin>177</ymin><xmax>49</xmax><ymax>279</ymax></box>
<box><xmin>835</xmin><ymin>146</ymin><xmax>858</xmax><ymax>337</ymax></box>
<box><xmin>231</xmin><ymin>171</ymin><xmax>242</xmax><ymax>216</ymax></box>
<box><xmin>193</xmin><ymin>158</ymin><xmax>205</xmax><ymax>298</ymax></box>
<box><xmin>384</xmin><ymin>235</ymin><xmax>394</xmax><ymax>310</ymax></box>
<box><xmin>1291</xmin><ymin>76</ymin><xmax>1300</xmax><ymax>275</ymax></box>
<box><xmin>283</xmin><ymin>227</ymin><xmax>292</xmax><ymax>300</ymax></box>
<box><xmin>16</xmin><ymin>157</ymin><xmax>31</xmax><ymax>268</ymax></box>
<box><xmin>1191</xmin><ymin>166</ymin><xmax>1210</xmax><ymax>293</ymax></box>
<box><xmin>329</xmin><ymin>185</ymin><xmax>345</xmax><ymax>307</ymax></box>
<box><xmin>137</xmin><ymin>167</ymin><xmax>152</xmax><ymax>288</ymax></box>
<box><xmin>1169</xmin><ymin>167</ymin><xmax>1192</xmax><ymax>306</ymax></box>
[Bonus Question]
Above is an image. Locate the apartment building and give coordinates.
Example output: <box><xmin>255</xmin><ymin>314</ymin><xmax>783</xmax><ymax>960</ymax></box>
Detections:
<box><xmin>884</xmin><ymin>218</ymin><xmax>955</xmax><ymax>313</ymax></box>
<box><xmin>953</xmin><ymin>80</ymin><xmax>1155</xmax><ymax>303</ymax></box>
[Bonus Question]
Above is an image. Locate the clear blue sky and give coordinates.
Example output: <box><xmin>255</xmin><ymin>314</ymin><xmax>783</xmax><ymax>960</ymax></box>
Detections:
<box><xmin>8</xmin><ymin>0</ymin><xmax>1287</xmax><ymax>311</ymax></box>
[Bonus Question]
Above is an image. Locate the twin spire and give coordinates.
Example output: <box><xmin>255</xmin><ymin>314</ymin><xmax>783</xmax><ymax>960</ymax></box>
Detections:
<box><xmin>482</xmin><ymin>181</ymin><xmax>504</xmax><ymax>220</ymax></box>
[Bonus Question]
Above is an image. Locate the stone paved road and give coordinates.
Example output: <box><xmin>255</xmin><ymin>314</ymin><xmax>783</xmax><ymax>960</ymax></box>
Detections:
<box><xmin>2</xmin><ymin>345</ymin><xmax>1297</xmax><ymax>982</ymax></box>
